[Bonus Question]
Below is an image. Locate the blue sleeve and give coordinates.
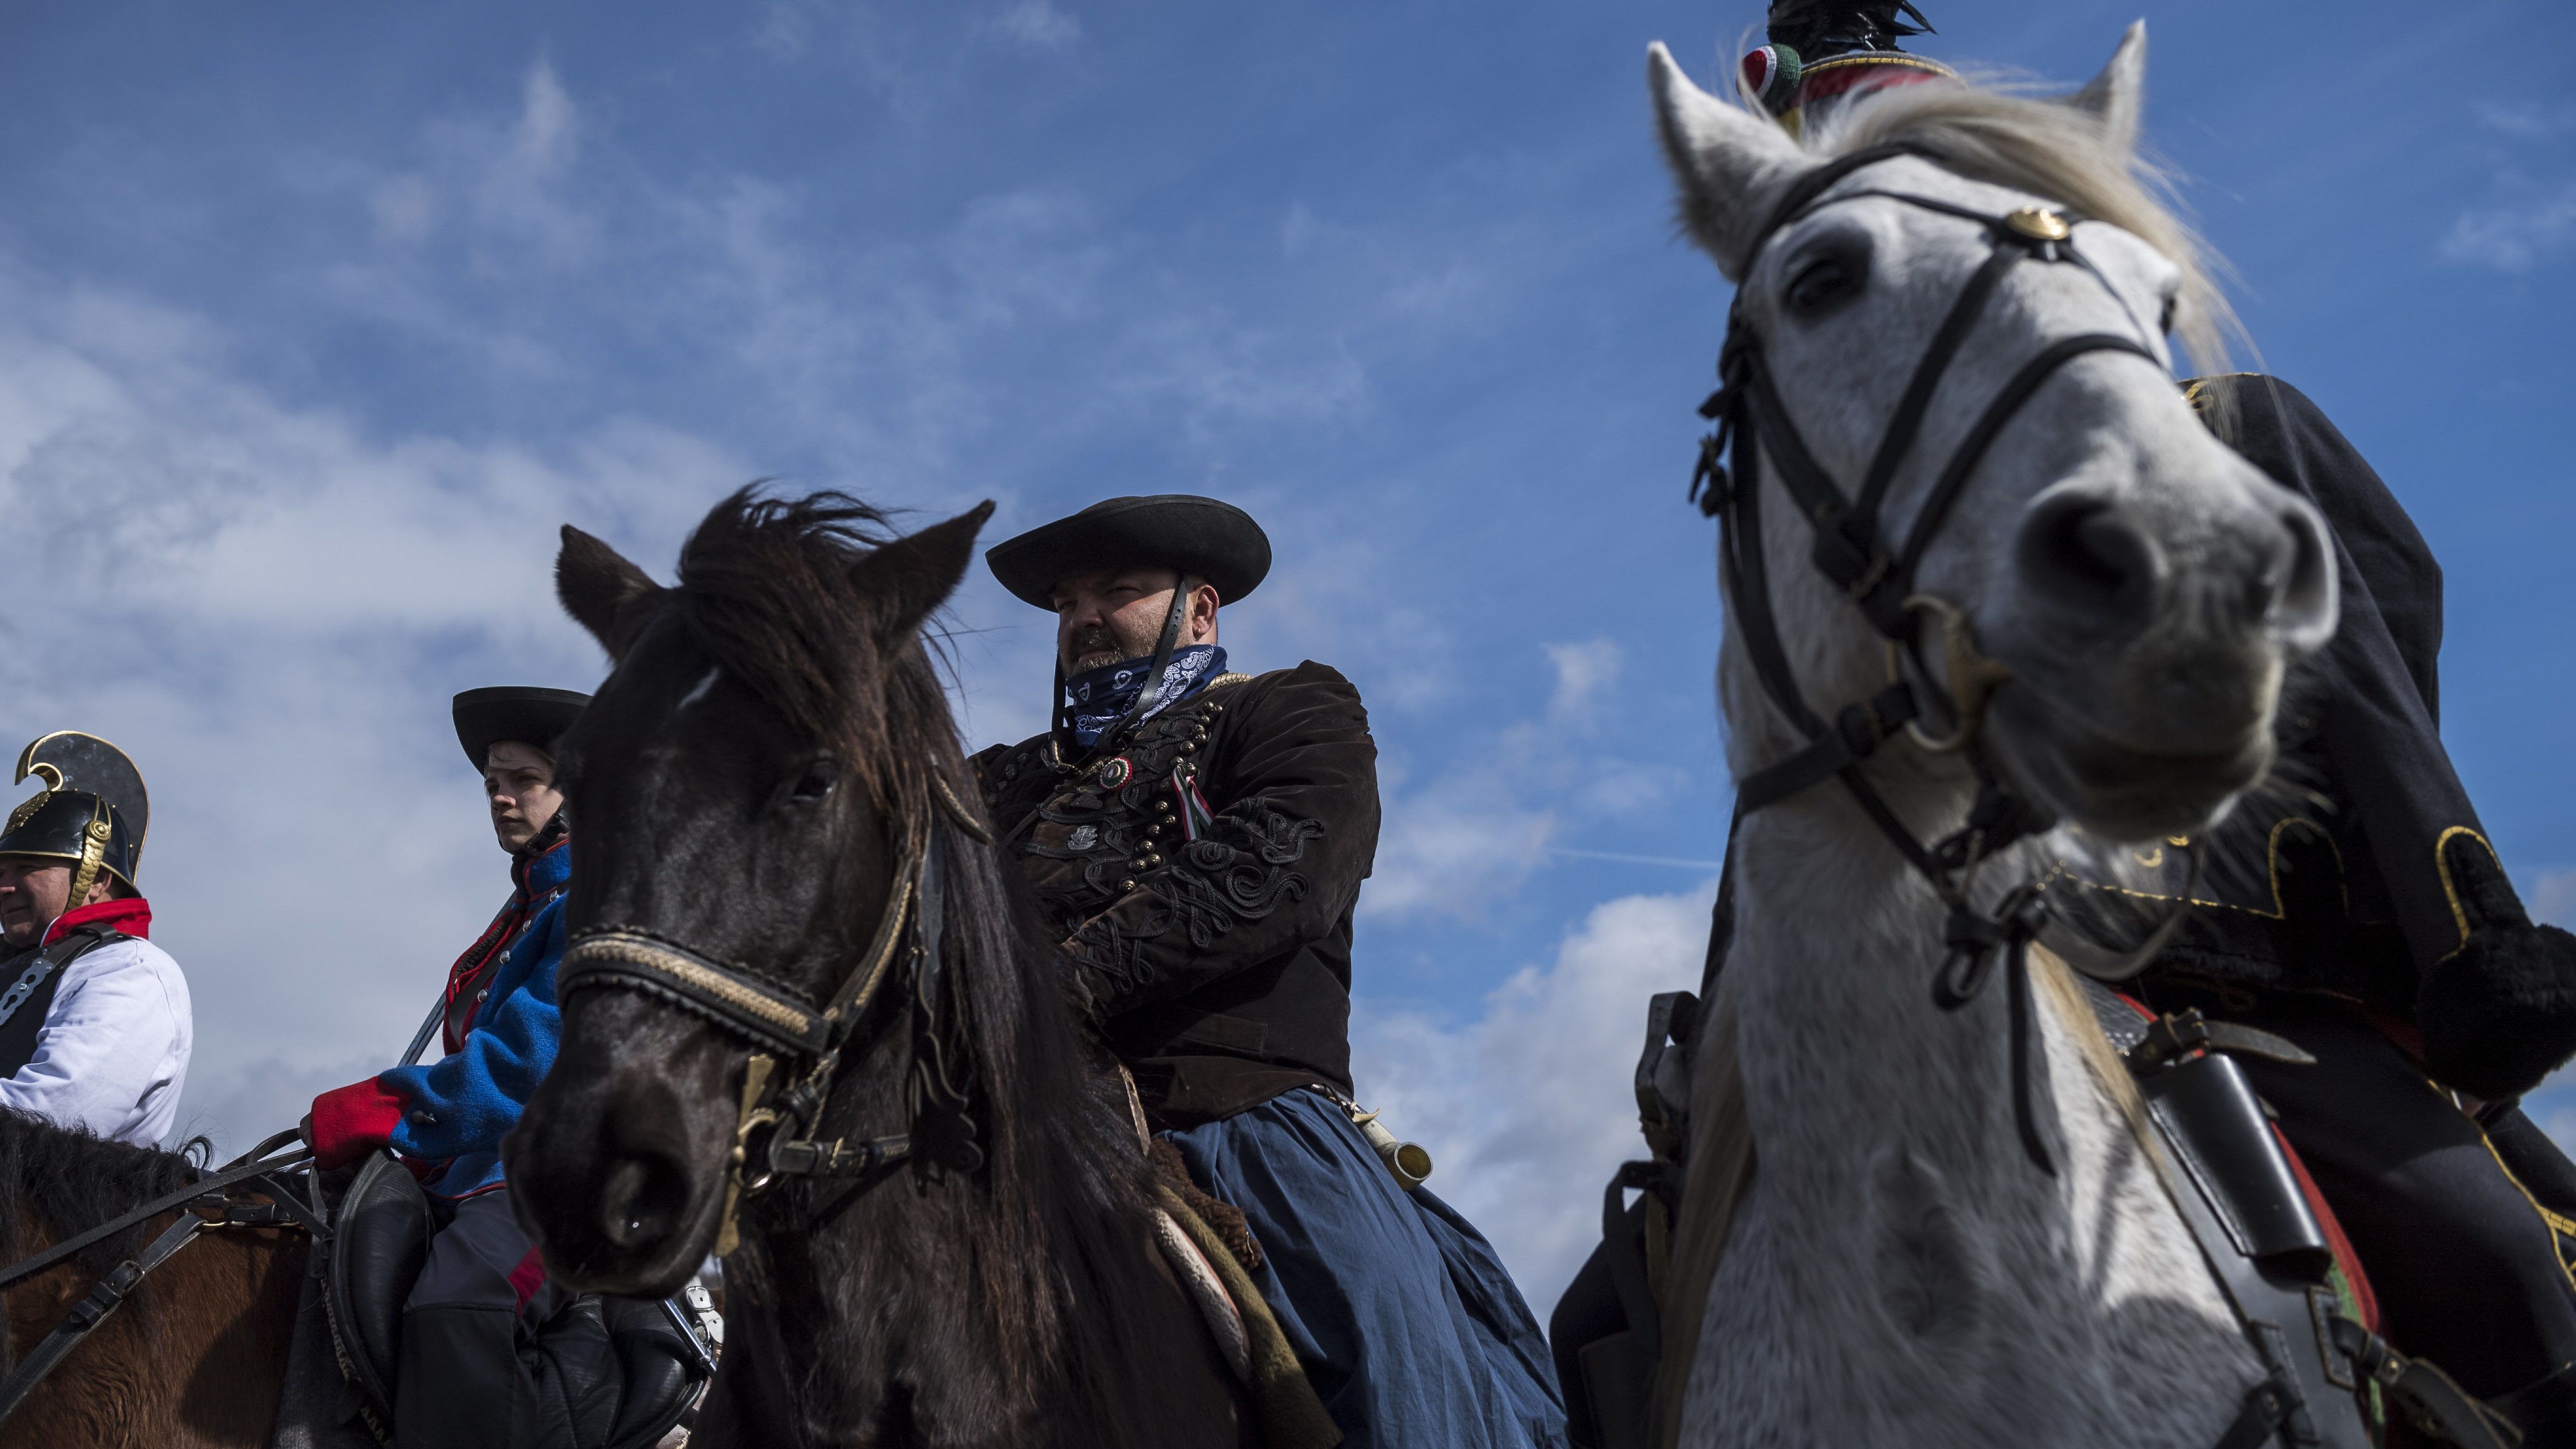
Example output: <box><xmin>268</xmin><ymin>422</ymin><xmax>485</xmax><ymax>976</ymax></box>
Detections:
<box><xmin>378</xmin><ymin>902</ymin><xmax>565</xmax><ymax>1162</ymax></box>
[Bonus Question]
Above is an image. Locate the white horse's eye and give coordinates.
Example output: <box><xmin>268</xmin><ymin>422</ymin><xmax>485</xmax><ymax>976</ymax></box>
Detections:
<box><xmin>2158</xmin><ymin>293</ymin><xmax>2178</xmax><ymax>335</ymax></box>
<box><xmin>1785</xmin><ymin>254</ymin><xmax>1863</xmax><ymax>316</ymax></box>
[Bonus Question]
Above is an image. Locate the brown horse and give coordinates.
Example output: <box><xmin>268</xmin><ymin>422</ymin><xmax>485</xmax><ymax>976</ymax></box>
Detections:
<box><xmin>506</xmin><ymin>491</ymin><xmax>1248</xmax><ymax>1448</ymax></box>
<box><xmin>0</xmin><ymin>1115</ymin><xmax>303</xmax><ymax>1448</ymax></box>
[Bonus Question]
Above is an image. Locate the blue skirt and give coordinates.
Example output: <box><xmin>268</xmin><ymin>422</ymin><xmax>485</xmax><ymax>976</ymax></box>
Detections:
<box><xmin>1165</xmin><ymin>1089</ymin><xmax>1569</xmax><ymax>1449</ymax></box>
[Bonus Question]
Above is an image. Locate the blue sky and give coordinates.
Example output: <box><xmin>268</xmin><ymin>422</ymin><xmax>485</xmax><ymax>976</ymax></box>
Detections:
<box><xmin>1</xmin><ymin>0</ymin><xmax>2570</xmax><ymax>1310</ymax></box>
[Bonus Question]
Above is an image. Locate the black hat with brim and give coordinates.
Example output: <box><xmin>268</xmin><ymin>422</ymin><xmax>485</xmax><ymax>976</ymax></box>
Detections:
<box><xmin>454</xmin><ymin>687</ymin><xmax>592</xmax><ymax>769</ymax></box>
<box><xmin>985</xmin><ymin>495</ymin><xmax>1271</xmax><ymax>610</ymax></box>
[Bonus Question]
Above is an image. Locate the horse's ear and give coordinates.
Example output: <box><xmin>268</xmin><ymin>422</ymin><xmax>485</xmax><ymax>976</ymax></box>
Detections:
<box><xmin>1648</xmin><ymin>40</ymin><xmax>1809</xmax><ymax>280</ymax></box>
<box><xmin>2065</xmin><ymin>21</ymin><xmax>2148</xmax><ymax>160</ymax></box>
<box><xmin>851</xmin><ymin>500</ymin><xmax>997</xmax><ymax>647</ymax></box>
<box><xmin>557</xmin><ymin>525</ymin><xmax>663</xmax><ymax>661</ymax></box>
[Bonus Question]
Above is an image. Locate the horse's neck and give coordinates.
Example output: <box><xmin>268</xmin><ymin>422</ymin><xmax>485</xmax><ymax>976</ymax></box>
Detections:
<box><xmin>728</xmin><ymin>1071</ymin><xmax>1039</xmax><ymax>1442</ymax></box>
<box><xmin>1706</xmin><ymin>788</ymin><xmax>2255</xmax><ymax>1440</ymax></box>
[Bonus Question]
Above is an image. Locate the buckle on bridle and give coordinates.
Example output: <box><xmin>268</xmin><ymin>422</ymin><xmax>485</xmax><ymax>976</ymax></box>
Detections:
<box><xmin>1895</xmin><ymin>594</ymin><xmax>2012</xmax><ymax>754</ymax></box>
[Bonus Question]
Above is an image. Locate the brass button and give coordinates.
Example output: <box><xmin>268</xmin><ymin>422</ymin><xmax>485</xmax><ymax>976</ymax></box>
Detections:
<box><xmin>1147</xmin><ymin>824</ymin><xmax>1164</xmax><ymax>837</ymax></box>
<box><xmin>2004</xmin><ymin>206</ymin><xmax>2070</xmax><ymax>241</ymax></box>
<box><xmin>1119</xmin><ymin>878</ymin><xmax>1136</xmax><ymax>891</ymax></box>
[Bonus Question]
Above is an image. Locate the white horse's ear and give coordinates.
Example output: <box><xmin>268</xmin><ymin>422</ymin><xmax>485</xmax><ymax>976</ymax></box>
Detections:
<box><xmin>2066</xmin><ymin>21</ymin><xmax>2148</xmax><ymax>158</ymax></box>
<box><xmin>1648</xmin><ymin>41</ymin><xmax>1808</xmax><ymax>280</ymax></box>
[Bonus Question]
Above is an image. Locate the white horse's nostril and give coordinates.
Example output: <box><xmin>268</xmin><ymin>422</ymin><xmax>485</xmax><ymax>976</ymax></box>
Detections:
<box><xmin>2016</xmin><ymin>488</ymin><xmax>2166</xmax><ymax>642</ymax></box>
<box><xmin>2267</xmin><ymin>500</ymin><xmax>2338</xmax><ymax>651</ymax></box>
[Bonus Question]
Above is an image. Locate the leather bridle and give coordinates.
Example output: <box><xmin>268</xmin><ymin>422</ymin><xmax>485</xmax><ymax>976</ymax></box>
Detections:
<box><xmin>1694</xmin><ymin>142</ymin><xmax>2197</xmax><ymax>1172</ymax></box>
<box><xmin>558</xmin><ymin>769</ymin><xmax>995</xmax><ymax>1251</ymax></box>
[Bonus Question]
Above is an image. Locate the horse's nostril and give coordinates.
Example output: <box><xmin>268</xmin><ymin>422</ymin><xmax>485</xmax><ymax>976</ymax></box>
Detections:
<box><xmin>2016</xmin><ymin>488</ymin><xmax>2163</xmax><ymax>641</ymax></box>
<box><xmin>2266</xmin><ymin>500</ymin><xmax>2337</xmax><ymax>650</ymax></box>
<box><xmin>598</xmin><ymin>1153</ymin><xmax>690</xmax><ymax>1249</ymax></box>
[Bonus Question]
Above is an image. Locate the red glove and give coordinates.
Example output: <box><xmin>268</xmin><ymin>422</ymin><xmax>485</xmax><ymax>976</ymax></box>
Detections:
<box><xmin>308</xmin><ymin>1078</ymin><xmax>406</xmax><ymax>1170</ymax></box>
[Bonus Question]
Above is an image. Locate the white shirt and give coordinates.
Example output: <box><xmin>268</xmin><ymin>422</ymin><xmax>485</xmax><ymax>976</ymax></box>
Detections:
<box><xmin>0</xmin><ymin>934</ymin><xmax>192</xmax><ymax>1146</ymax></box>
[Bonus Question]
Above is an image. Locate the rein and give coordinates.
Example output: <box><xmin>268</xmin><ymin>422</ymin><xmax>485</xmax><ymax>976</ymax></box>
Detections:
<box><xmin>0</xmin><ymin>1130</ymin><xmax>320</xmax><ymax>1428</ymax></box>
<box><xmin>1693</xmin><ymin>142</ymin><xmax>2191</xmax><ymax>1173</ymax></box>
<box><xmin>557</xmin><ymin>770</ymin><xmax>995</xmax><ymax>1254</ymax></box>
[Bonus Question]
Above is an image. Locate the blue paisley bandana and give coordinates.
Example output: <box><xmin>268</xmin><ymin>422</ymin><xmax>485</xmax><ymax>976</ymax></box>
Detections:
<box><xmin>1065</xmin><ymin>644</ymin><xmax>1227</xmax><ymax>750</ymax></box>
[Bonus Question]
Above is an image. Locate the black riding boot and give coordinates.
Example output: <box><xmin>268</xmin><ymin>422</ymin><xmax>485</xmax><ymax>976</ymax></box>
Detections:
<box><xmin>394</xmin><ymin>1303</ymin><xmax>530</xmax><ymax>1449</ymax></box>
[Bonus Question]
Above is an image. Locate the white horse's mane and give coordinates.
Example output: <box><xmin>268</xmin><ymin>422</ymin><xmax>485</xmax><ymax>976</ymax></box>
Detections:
<box><xmin>1787</xmin><ymin>74</ymin><xmax>2240</xmax><ymax>376</ymax></box>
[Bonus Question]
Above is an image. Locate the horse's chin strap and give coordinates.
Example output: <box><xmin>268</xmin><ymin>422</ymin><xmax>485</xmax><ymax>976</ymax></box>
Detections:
<box><xmin>1694</xmin><ymin>145</ymin><xmax>2183</xmax><ymax>1174</ymax></box>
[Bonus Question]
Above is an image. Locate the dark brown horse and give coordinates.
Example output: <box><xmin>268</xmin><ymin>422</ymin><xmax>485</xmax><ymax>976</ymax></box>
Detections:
<box><xmin>506</xmin><ymin>492</ymin><xmax>1244</xmax><ymax>1448</ymax></box>
<box><xmin>0</xmin><ymin>1116</ymin><xmax>304</xmax><ymax>1447</ymax></box>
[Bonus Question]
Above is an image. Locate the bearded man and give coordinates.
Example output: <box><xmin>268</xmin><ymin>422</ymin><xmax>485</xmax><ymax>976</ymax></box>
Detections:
<box><xmin>971</xmin><ymin>495</ymin><xmax>1568</xmax><ymax>1449</ymax></box>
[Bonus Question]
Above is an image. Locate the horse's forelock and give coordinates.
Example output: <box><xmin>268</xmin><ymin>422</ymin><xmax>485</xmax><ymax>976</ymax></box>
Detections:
<box><xmin>672</xmin><ymin>488</ymin><xmax>942</xmax><ymax>819</ymax></box>
<box><xmin>1806</xmin><ymin>79</ymin><xmax>2243</xmax><ymax>379</ymax></box>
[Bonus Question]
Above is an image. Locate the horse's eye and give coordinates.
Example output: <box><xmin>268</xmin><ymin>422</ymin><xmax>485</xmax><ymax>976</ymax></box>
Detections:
<box><xmin>791</xmin><ymin>763</ymin><xmax>838</xmax><ymax>801</ymax></box>
<box><xmin>1785</xmin><ymin>254</ymin><xmax>1862</xmax><ymax>316</ymax></box>
<box><xmin>2158</xmin><ymin>295</ymin><xmax>2178</xmax><ymax>335</ymax></box>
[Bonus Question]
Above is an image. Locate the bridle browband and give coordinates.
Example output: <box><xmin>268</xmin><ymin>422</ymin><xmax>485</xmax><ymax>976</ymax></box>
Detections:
<box><xmin>1694</xmin><ymin>141</ymin><xmax>2196</xmax><ymax>1173</ymax></box>
<box><xmin>557</xmin><ymin>766</ymin><xmax>997</xmax><ymax>1251</ymax></box>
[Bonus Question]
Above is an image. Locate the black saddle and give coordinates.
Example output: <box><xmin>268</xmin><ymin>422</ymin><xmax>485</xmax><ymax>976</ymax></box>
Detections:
<box><xmin>271</xmin><ymin>1152</ymin><xmax>706</xmax><ymax>1449</ymax></box>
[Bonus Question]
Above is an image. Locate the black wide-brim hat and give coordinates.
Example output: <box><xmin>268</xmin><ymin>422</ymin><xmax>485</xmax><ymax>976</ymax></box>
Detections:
<box><xmin>454</xmin><ymin>687</ymin><xmax>592</xmax><ymax>769</ymax></box>
<box><xmin>985</xmin><ymin>495</ymin><xmax>1271</xmax><ymax>610</ymax></box>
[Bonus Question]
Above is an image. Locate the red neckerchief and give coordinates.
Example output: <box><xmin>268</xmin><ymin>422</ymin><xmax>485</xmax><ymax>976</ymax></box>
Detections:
<box><xmin>442</xmin><ymin>823</ymin><xmax>571</xmax><ymax>1049</ymax></box>
<box><xmin>44</xmin><ymin>896</ymin><xmax>152</xmax><ymax>945</ymax></box>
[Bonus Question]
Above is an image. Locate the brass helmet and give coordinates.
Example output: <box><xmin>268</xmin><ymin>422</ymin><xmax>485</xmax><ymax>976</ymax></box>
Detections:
<box><xmin>0</xmin><ymin>733</ymin><xmax>148</xmax><ymax>902</ymax></box>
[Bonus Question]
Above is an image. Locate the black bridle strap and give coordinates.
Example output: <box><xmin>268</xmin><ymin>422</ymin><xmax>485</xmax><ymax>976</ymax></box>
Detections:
<box><xmin>1745</xmin><ymin>143</ymin><xmax>1932</xmax><ymax>248</ymax></box>
<box><xmin>0</xmin><ymin>1139</ymin><xmax>312</xmax><ymax>1294</ymax></box>
<box><xmin>0</xmin><ymin>1211</ymin><xmax>205</xmax><ymax>1426</ymax></box>
<box><xmin>560</xmin><ymin>815</ymin><xmax>931</xmax><ymax>1058</ymax></box>
<box><xmin>558</xmin><ymin>933</ymin><xmax>835</xmax><ymax>1057</ymax></box>
<box><xmin>1855</xmin><ymin>242</ymin><xmax>2031</xmax><ymax>526</ymax></box>
<box><xmin>1891</xmin><ymin>332</ymin><xmax>2162</xmax><ymax>583</ymax></box>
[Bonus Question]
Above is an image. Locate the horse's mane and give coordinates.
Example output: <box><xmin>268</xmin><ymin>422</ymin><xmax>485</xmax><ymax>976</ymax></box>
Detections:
<box><xmin>670</xmin><ymin>490</ymin><xmax>1181</xmax><ymax>1441</ymax></box>
<box><xmin>1799</xmin><ymin>73</ymin><xmax>2242</xmax><ymax>378</ymax></box>
<box><xmin>0</xmin><ymin>1109</ymin><xmax>203</xmax><ymax>1280</ymax></box>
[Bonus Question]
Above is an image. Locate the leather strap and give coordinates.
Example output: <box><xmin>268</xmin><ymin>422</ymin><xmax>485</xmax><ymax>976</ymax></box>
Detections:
<box><xmin>559</xmin><ymin>930</ymin><xmax>834</xmax><ymax>1056</ymax></box>
<box><xmin>0</xmin><ymin>1212</ymin><xmax>204</xmax><ymax>1427</ymax></box>
<box><xmin>0</xmin><ymin>1138</ymin><xmax>311</xmax><ymax>1294</ymax></box>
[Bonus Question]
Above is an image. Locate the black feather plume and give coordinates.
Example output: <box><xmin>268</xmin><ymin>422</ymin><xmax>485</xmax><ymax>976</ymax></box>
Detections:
<box><xmin>1766</xmin><ymin>0</ymin><xmax>1935</xmax><ymax>61</ymax></box>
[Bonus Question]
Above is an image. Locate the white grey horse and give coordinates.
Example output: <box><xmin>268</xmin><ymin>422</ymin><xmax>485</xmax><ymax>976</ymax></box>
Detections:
<box><xmin>1646</xmin><ymin>25</ymin><xmax>2348</xmax><ymax>1447</ymax></box>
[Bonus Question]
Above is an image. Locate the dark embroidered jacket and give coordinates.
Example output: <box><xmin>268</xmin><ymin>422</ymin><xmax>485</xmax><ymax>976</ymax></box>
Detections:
<box><xmin>2120</xmin><ymin>377</ymin><xmax>2576</xmax><ymax>1097</ymax></box>
<box><xmin>971</xmin><ymin>661</ymin><xmax>1378</xmax><ymax>1125</ymax></box>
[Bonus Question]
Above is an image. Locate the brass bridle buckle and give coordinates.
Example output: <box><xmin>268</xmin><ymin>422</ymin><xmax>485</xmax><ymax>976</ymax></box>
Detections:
<box><xmin>1889</xmin><ymin>593</ymin><xmax>2014</xmax><ymax>754</ymax></box>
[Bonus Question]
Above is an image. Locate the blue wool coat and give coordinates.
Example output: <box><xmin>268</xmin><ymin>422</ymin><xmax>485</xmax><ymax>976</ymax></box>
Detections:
<box><xmin>376</xmin><ymin>859</ymin><xmax>569</xmax><ymax>1198</ymax></box>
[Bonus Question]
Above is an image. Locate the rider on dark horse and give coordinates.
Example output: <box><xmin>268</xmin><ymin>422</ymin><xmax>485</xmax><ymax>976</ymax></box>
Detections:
<box><xmin>0</xmin><ymin>731</ymin><xmax>189</xmax><ymax>1147</ymax></box>
<box><xmin>971</xmin><ymin>495</ymin><xmax>1571</xmax><ymax>1448</ymax></box>
<box><xmin>302</xmin><ymin>685</ymin><xmax>596</xmax><ymax>1448</ymax></box>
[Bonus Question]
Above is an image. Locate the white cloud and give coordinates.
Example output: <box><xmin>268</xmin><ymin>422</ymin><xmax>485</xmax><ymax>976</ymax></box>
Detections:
<box><xmin>2442</xmin><ymin>181</ymin><xmax>2576</xmax><ymax>271</ymax></box>
<box><xmin>1544</xmin><ymin>637</ymin><xmax>1622</xmax><ymax>731</ymax></box>
<box><xmin>985</xmin><ymin>0</ymin><xmax>1081</xmax><ymax>50</ymax></box>
<box><xmin>509</xmin><ymin>61</ymin><xmax>579</xmax><ymax>177</ymax></box>
<box><xmin>2443</xmin><ymin>97</ymin><xmax>2576</xmax><ymax>272</ymax></box>
<box><xmin>1362</xmin><ymin>637</ymin><xmax>1684</xmax><ymax>920</ymax></box>
<box><xmin>370</xmin><ymin>174</ymin><xmax>437</xmax><ymax>245</ymax></box>
<box><xmin>2476</xmin><ymin>101</ymin><xmax>2576</xmax><ymax>139</ymax></box>
<box><xmin>1353</xmin><ymin>882</ymin><xmax>1715</xmax><ymax>1315</ymax></box>
<box><xmin>0</xmin><ymin>250</ymin><xmax>752</xmax><ymax>1156</ymax></box>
